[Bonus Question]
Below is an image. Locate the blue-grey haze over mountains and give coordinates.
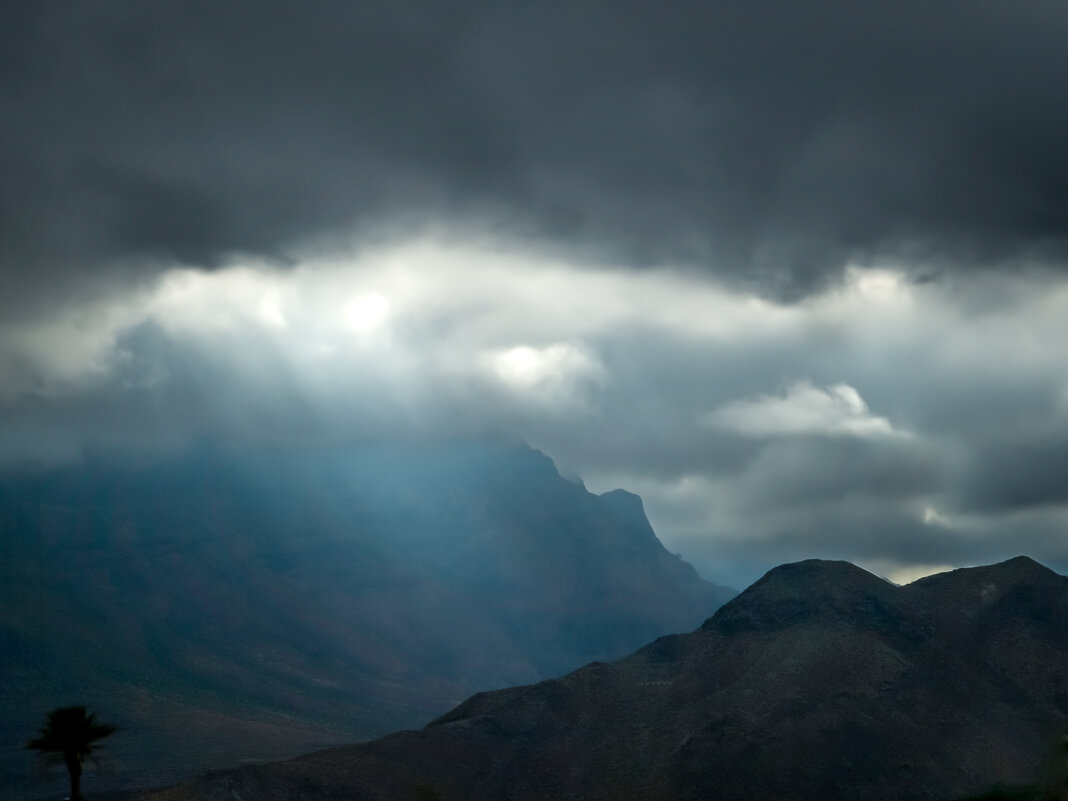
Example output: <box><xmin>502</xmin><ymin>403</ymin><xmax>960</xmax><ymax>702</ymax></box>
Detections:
<box><xmin>4</xmin><ymin>1</ymin><xmax>1068</xmax><ymax>589</ymax></box>
<box><xmin>0</xmin><ymin>440</ymin><xmax>736</xmax><ymax>797</ymax></box>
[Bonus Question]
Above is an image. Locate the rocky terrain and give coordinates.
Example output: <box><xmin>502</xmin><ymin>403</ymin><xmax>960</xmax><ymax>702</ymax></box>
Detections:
<box><xmin>132</xmin><ymin>557</ymin><xmax>1068</xmax><ymax>801</ymax></box>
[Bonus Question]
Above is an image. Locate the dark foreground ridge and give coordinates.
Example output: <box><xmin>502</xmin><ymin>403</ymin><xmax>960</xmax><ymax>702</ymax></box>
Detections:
<box><xmin>132</xmin><ymin>556</ymin><xmax>1068</xmax><ymax>801</ymax></box>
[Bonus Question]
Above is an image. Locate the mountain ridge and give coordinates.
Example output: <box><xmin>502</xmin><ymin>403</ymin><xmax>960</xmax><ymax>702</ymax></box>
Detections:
<box><xmin>132</xmin><ymin>555</ymin><xmax>1068</xmax><ymax>801</ymax></box>
<box><xmin>1</xmin><ymin>440</ymin><xmax>734</xmax><ymax>798</ymax></box>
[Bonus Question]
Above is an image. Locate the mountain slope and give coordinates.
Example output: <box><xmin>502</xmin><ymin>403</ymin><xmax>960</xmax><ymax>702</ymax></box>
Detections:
<box><xmin>138</xmin><ymin>557</ymin><xmax>1068</xmax><ymax>801</ymax></box>
<box><xmin>0</xmin><ymin>440</ymin><xmax>733</xmax><ymax>797</ymax></box>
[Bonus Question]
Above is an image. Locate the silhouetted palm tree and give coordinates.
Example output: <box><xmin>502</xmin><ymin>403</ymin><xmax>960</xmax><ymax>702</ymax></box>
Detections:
<box><xmin>27</xmin><ymin>706</ymin><xmax>117</xmax><ymax>801</ymax></box>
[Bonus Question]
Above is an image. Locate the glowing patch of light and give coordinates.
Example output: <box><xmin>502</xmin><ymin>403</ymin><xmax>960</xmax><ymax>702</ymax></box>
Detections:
<box><xmin>857</xmin><ymin>559</ymin><xmax>960</xmax><ymax>586</ymax></box>
<box><xmin>344</xmin><ymin>294</ymin><xmax>390</xmax><ymax>334</ymax></box>
<box><xmin>848</xmin><ymin>266</ymin><xmax>911</xmax><ymax>303</ymax></box>
<box><xmin>886</xmin><ymin>564</ymin><xmax>955</xmax><ymax>585</ymax></box>
<box><xmin>922</xmin><ymin>505</ymin><xmax>950</xmax><ymax>526</ymax></box>
<box><xmin>491</xmin><ymin>344</ymin><xmax>592</xmax><ymax>388</ymax></box>
<box><xmin>151</xmin><ymin>266</ymin><xmax>290</xmax><ymax>334</ymax></box>
<box><xmin>256</xmin><ymin>291</ymin><xmax>288</xmax><ymax>329</ymax></box>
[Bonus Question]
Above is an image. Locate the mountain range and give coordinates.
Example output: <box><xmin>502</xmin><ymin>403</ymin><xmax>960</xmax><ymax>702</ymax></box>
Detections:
<box><xmin>131</xmin><ymin>556</ymin><xmax>1068</xmax><ymax>801</ymax></box>
<box><xmin>0</xmin><ymin>440</ymin><xmax>733</xmax><ymax>797</ymax></box>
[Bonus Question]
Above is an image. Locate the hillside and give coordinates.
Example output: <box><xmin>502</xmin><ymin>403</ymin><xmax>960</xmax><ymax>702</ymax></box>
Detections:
<box><xmin>0</xmin><ymin>440</ymin><xmax>733</xmax><ymax>797</ymax></box>
<box><xmin>134</xmin><ymin>557</ymin><xmax>1068</xmax><ymax>801</ymax></box>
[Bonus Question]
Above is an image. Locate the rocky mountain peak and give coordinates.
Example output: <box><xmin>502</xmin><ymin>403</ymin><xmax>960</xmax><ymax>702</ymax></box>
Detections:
<box><xmin>905</xmin><ymin>555</ymin><xmax>1068</xmax><ymax>609</ymax></box>
<box><xmin>598</xmin><ymin>488</ymin><xmax>646</xmax><ymax>519</ymax></box>
<box><xmin>705</xmin><ymin>558</ymin><xmax>911</xmax><ymax>637</ymax></box>
<box><xmin>133</xmin><ymin>555</ymin><xmax>1068</xmax><ymax>801</ymax></box>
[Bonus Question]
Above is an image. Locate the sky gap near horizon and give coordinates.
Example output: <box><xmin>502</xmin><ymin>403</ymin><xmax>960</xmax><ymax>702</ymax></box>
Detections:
<box><xmin>4</xmin><ymin>1</ymin><xmax>1068</xmax><ymax>589</ymax></box>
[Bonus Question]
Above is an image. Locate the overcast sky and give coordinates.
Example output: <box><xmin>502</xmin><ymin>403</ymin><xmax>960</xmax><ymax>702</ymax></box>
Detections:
<box><xmin>4</xmin><ymin>1</ymin><xmax>1068</xmax><ymax>588</ymax></box>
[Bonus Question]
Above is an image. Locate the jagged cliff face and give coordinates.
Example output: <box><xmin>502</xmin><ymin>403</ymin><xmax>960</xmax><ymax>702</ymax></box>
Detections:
<box><xmin>0</xmin><ymin>441</ymin><xmax>733</xmax><ymax>797</ymax></box>
<box><xmin>140</xmin><ymin>557</ymin><xmax>1068</xmax><ymax>801</ymax></box>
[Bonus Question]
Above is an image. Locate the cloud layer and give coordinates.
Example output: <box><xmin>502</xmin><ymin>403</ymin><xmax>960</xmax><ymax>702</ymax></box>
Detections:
<box><xmin>704</xmin><ymin>381</ymin><xmax>905</xmax><ymax>439</ymax></box>
<box><xmin>5</xmin><ymin>0</ymin><xmax>1068</xmax><ymax>321</ymax></box>
<box><xmin>4</xmin><ymin>238</ymin><xmax>1068</xmax><ymax>587</ymax></box>
<box><xmin>6</xmin><ymin>4</ymin><xmax>1068</xmax><ymax>587</ymax></box>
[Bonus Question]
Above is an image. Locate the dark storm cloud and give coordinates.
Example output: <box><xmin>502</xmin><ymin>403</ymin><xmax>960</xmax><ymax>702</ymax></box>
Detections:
<box><xmin>4</xmin><ymin>0</ymin><xmax>1068</xmax><ymax>315</ymax></box>
<box><xmin>955</xmin><ymin>435</ymin><xmax>1068</xmax><ymax>513</ymax></box>
<box><xmin>727</xmin><ymin>437</ymin><xmax>939</xmax><ymax>509</ymax></box>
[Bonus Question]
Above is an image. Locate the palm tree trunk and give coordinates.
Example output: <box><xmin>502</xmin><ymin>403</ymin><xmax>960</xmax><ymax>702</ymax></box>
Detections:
<box><xmin>65</xmin><ymin>753</ymin><xmax>82</xmax><ymax>801</ymax></box>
